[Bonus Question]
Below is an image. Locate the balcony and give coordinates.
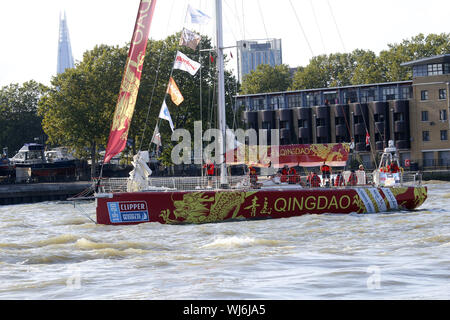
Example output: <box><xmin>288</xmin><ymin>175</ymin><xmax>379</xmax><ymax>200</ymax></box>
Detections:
<box><xmin>375</xmin><ymin>122</ymin><xmax>385</xmax><ymax>134</ymax></box>
<box><xmin>394</xmin><ymin>120</ymin><xmax>407</xmax><ymax>132</ymax></box>
<box><xmin>396</xmin><ymin>140</ymin><xmax>410</xmax><ymax>150</ymax></box>
<box><xmin>298</xmin><ymin>128</ymin><xmax>311</xmax><ymax>139</ymax></box>
<box><xmin>354</xmin><ymin>123</ymin><xmax>367</xmax><ymax>135</ymax></box>
<box><xmin>316</xmin><ymin>125</ymin><xmax>330</xmax><ymax>138</ymax></box>
<box><xmin>335</xmin><ymin>124</ymin><xmax>348</xmax><ymax>137</ymax></box>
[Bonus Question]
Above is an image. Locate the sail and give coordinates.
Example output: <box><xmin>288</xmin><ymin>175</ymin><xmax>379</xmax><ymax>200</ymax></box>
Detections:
<box><xmin>103</xmin><ymin>0</ymin><xmax>157</xmax><ymax>164</ymax></box>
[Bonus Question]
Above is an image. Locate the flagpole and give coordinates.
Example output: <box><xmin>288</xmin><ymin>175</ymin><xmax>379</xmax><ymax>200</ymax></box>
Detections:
<box><xmin>215</xmin><ymin>0</ymin><xmax>228</xmax><ymax>187</ymax></box>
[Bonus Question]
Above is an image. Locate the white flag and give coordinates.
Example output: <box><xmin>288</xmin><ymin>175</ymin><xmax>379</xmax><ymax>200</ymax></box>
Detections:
<box><xmin>173</xmin><ymin>51</ymin><xmax>201</xmax><ymax>76</ymax></box>
<box><xmin>186</xmin><ymin>5</ymin><xmax>211</xmax><ymax>25</ymax></box>
<box><xmin>159</xmin><ymin>100</ymin><xmax>174</xmax><ymax>132</ymax></box>
<box><xmin>179</xmin><ymin>28</ymin><xmax>201</xmax><ymax>50</ymax></box>
<box><xmin>151</xmin><ymin>124</ymin><xmax>162</xmax><ymax>146</ymax></box>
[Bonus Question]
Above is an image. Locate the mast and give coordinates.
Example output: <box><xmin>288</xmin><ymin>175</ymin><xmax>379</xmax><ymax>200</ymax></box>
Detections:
<box><xmin>215</xmin><ymin>0</ymin><xmax>228</xmax><ymax>186</ymax></box>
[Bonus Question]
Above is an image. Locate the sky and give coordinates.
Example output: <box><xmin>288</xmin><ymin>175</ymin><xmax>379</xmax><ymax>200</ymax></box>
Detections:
<box><xmin>0</xmin><ymin>0</ymin><xmax>449</xmax><ymax>88</ymax></box>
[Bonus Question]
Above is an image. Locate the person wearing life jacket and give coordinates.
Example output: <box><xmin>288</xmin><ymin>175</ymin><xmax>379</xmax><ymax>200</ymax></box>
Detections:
<box><xmin>249</xmin><ymin>165</ymin><xmax>258</xmax><ymax>186</ymax></box>
<box><xmin>347</xmin><ymin>169</ymin><xmax>358</xmax><ymax>186</ymax></box>
<box><xmin>389</xmin><ymin>161</ymin><xmax>400</xmax><ymax>173</ymax></box>
<box><xmin>334</xmin><ymin>172</ymin><xmax>344</xmax><ymax>186</ymax></box>
<box><xmin>288</xmin><ymin>166</ymin><xmax>300</xmax><ymax>184</ymax></box>
<box><xmin>280</xmin><ymin>165</ymin><xmax>289</xmax><ymax>183</ymax></box>
<box><xmin>320</xmin><ymin>162</ymin><xmax>331</xmax><ymax>180</ymax></box>
<box><xmin>308</xmin><ymin>171</ymin><xmax>321</xmax><ymax>188</ymax></box>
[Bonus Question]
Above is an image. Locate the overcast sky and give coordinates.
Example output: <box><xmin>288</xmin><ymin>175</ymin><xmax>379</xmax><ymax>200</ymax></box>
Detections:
<box><xmin>0</xmin><ymin>0</ymin><xmax>449</xmax><ymax>87</ymax></box>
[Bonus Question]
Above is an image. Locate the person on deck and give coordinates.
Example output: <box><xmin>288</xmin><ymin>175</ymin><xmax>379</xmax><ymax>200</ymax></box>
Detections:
<box><xmin>389</xmin><ymin>161</ymin><xmax>400</xmax><ymax>173</ymax></box>
<box><xmin>288</xmin><ymin>166</ymin><xmax>300</xmax><ymax>184</ymax></box>
<box><xmin>280</xmin><ymin>165</ymin><xmax>289</xmax><ymax>183</ymax></box>
<box><xmin>334</xmin><ymin>172</ymin><xmax>344</xmax><ymax>186</ymax></box>
<box><xmin>320</xmin><ymin>162</ymin><xmax>331</xmax><ymax>180</ymax></box>
<box><xmin>347</xmin><ymin>169</ymin><xmax>358</xmax><ymax>186</ymax></box>
<box><xmin>308</xmin><ymin>171</ymin><xmax>321</xmax><ymax>188</ymax></box>
<box><xmin>249</xmin><ymin>165</ymin><xmax>258</xmax><ymax>186</ymax></box>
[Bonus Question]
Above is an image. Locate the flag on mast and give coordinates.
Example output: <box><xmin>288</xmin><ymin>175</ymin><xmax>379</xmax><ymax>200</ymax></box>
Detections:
<box><xmin>186</xmin><ymin>5</ymin><xmax>211</xmax><ymax>24</ymax></box>
<box><xmin>173</xmin><ymin>51</ymin><xmax>201</xmax><ymax>76</ymax></box>
<box><xmin>159</xmin><ymin>100</ymin><xmax>174</xmax><ymax>132</ymax></box>
<box><xmin>167</xmin><ymin>77</ymin><xmax>184</xmax><ymax>106</ymax></box>
<box><xmin>151</xmin><ymin>124</ymin><xmax>162</xmax><ymax>146</ymax></box>
<box><xmin>179</xmin><ymin>28</ymin><xmax>201</xmax><ymax>50</ymax></box>
<box><xmin>103</xmin><ymin>0</ymin><xmax>157</xmax><ymax>164</ymax></box>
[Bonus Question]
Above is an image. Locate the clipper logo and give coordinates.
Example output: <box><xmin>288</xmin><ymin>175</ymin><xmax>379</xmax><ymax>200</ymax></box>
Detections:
<box><xmin>107</xmin><ymin>201</ymin><xmax>149</xmax><ymax>223</ymax></box>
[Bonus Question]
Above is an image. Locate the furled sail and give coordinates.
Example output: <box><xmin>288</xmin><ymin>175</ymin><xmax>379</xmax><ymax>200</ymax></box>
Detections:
<box><xmin>103</xmin><ymin>0</ymin><xmax>157</xmax><ymax>164</ymax></box>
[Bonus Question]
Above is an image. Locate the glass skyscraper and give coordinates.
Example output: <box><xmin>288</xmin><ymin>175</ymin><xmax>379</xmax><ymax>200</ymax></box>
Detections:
<box><xmin>57</xmin><ymin>12</ymin><xmax>74</xmax><ymax>75</ymax></box>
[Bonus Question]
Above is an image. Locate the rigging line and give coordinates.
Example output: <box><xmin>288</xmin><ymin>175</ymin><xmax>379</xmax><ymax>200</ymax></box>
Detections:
<box><xmin>139</xmin><ymin>42</ymin><xmax>166</xmax><ymax>152</ymax></box>
<box><xmin>358</xmin><ymin>103</ymin><xmax>378</xmax><ymax>167</ymax></box>
<box><xmin>339</xmin><ymin>103</ymin><xmax>352</xmax><ymax>141</ymax></box>
<box><xmin>326</xmin><ymin>0</ymin><xmax>346</xmax><ymax>52</ymax></box>
<box><xmin>241</xmin><ymin>0</ymin><xmax>246</xmax><ymax>40</ymax></box>
<box><xmin>256</xmin><ymin>0</ymin><xmax>269</xmax><ymax>40</ymax></box>
<box><xmin>140</xmin><ymin>0</ymin><xmax>177</xmax><ymax>153</ymax></box>
<box><xmin>309</xmin><ymin>0</ymin><xmax>326</xmax><ymax>53</ymax></box>
<box><xmin>288</xmin><ymin>0</ymin><xmax>314</xmax><ymax>58</ymax></box>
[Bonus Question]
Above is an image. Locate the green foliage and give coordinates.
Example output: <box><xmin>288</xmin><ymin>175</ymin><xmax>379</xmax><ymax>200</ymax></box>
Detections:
<box><xmin>291</xmin><ymin>33</ymin><xmax>450</xmax><ymax>90</ymax></box>
<box><xmin>240</xmin><ymin>64</ymin><xmax>292</xmax><ymax>94</ymax></box>
<box><xmin>0</xmin><ymin>80</ymin><xmax>47</xmax><ymax>155</ymax></box>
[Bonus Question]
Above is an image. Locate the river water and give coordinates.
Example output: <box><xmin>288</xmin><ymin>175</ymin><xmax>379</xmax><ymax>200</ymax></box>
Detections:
<box><xmin>0</xmin><ymin>181</ymin><xmax>449</xmax><ymax>300</ymax></box>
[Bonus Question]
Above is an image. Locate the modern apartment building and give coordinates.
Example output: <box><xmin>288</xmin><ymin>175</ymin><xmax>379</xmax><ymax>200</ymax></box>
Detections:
<box><xmin>236</xmin><ymin>39</ymin><xmax>282</xmax><ymax>83</ymax></box>
<box><xmin>237</xmin><ymin>54</ymin><xmax>450</xmax><ymax>169</ymax></box>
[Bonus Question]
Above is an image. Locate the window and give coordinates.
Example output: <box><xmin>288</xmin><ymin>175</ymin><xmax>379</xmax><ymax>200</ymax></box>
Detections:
<box><xmin>445</xmin><ymin>63</ymin><xmax>450</xmax><ymax>74</ymax></box>
<box><xmin>288</xmin><ymin>95</ymin><xmax>302</xmax><ymax>108</ymax></box>
<box><xmin>280</xmin><ymin>120</ymin><xmax>290</xmax><ymax>129</ymax></box>
<box><xmin>421</xmin><ymin>90</ymin><xmax>428</xmax><ymax>100</ymax></box>
<box><xmin>440</xmin><ymin>110</ymin><xmax>448</xmax><ymax>121</ymax></box>
<box><xmin>413</xmin><ymin>65</ymin><xmax>427</xmax><ymax>77</ymax></box>
<box><xmin>439</xmin><ymin>89</ymin><xmax>447</xmax><ymax>100</ymax></box>
<box><xmin>422</xmin><ymin>131</ymin><xmax>430</xmax><ymax>142</ymax></box>
<box><xmin>428</xmin><ymin>63</ymin><xmax>443</xmax><ymax>76</ymax></box>
<box><xmin>298</xmin><ymin>119</ymin><xmax>308</xmax><ymax>128</ymax></box>
<box><xmin>400</xmin><ymin>86</ymin><xmax>412</xmax><ymax>99</ymax></box>
<box><xmin>421</xmin><ymin>111</ymin><xmax>429</xmax><ymax>121</ymax></box>
<box><xmin>441</xmin><ymin>130</ymin><xmax>448</xmax><ymax>141</ymax></box>
<box><xmin>383</xmin><ymin>87</ymin><xmax>397</xmax><ymax>101</ymax></box>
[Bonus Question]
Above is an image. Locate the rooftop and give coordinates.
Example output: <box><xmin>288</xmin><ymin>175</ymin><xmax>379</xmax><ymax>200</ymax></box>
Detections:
<box><xmin>400</xmin><ymin>54</ymin><xmax>450</xmax><ymax>67</ymax></box>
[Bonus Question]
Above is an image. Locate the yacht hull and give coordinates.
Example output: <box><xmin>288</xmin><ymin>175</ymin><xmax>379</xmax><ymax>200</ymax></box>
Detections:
<box><xmin>96</xmin><ymin>186</ymin><xmax>427</xmax><ymax>225</ymax></box>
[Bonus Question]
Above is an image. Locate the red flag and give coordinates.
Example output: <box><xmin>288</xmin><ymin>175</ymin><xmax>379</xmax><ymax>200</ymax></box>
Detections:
<box><xmin>365</xmin><ymin>131</ymin><xmax>370</xmax><ymax>147</ymax></box>
<box><xmin>104</xmin><ymin>0</ymin><xmax>157</xmax><ymax>164</ymax></box>
<box><xmin>210</xmin><ymin>54</ymin><xmax>214</xmax><ymax>63</ymax></box>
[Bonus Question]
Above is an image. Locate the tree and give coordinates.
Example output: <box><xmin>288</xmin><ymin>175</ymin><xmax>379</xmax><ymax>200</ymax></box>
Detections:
<box><xmin>290</xmin><ymin>55</ymin><xmax>330</xmax><ymax>90</ymax></box>
<box><xmin>38</xmin><ymin>44</ymin><xmax>127</xmax><ymax>177</ymax></box>
<box><xmin>290</xmin><ymin>33</ymin><xmax>450</xmax><ymax>90</ymax></box>
<box><xmin>240</xmin><ymin>64</ymin><xmax>292</xmax><ymax>94</ymax></box>
<box><xmin>0</xmin><ymin>80</ymin><xmax>47</xmax><ymax>156</ymax></box>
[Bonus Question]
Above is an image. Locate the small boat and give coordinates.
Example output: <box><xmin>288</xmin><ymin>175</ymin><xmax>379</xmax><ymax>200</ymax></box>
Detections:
<box><xmin>84</xmin><ymin>0</ymin><xmax>427</xmax><ymax>225</ymax></box>
<box><xmin>10</xmin><ymin>143</ymin><xmax>78</xmax><ymax>182</ymax></box>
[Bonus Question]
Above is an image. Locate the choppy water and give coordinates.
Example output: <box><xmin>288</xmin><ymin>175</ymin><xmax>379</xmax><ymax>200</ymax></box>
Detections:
<box><xmin>0</xmin><ymin>181</ymin><xmax>449</xmax><ymax>300</ymax></box>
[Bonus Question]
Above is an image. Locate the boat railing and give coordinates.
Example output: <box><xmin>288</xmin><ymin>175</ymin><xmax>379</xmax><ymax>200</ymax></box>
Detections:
<box><xmin>95</xmin><ymin>171</ymin><xmax>422</xmax><ymax>193</ymax></box>
<box><xmin>96</xmin><ymin>175</ymin><xmax>251</xmax><ymax>193</ymax></box>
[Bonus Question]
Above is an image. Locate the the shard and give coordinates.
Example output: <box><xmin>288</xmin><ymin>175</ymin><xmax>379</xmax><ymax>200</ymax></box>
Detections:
<box><xmin>57</xmin><ymin>12</ymin><xmax>74</xmax><ymax>74</ymax></box>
